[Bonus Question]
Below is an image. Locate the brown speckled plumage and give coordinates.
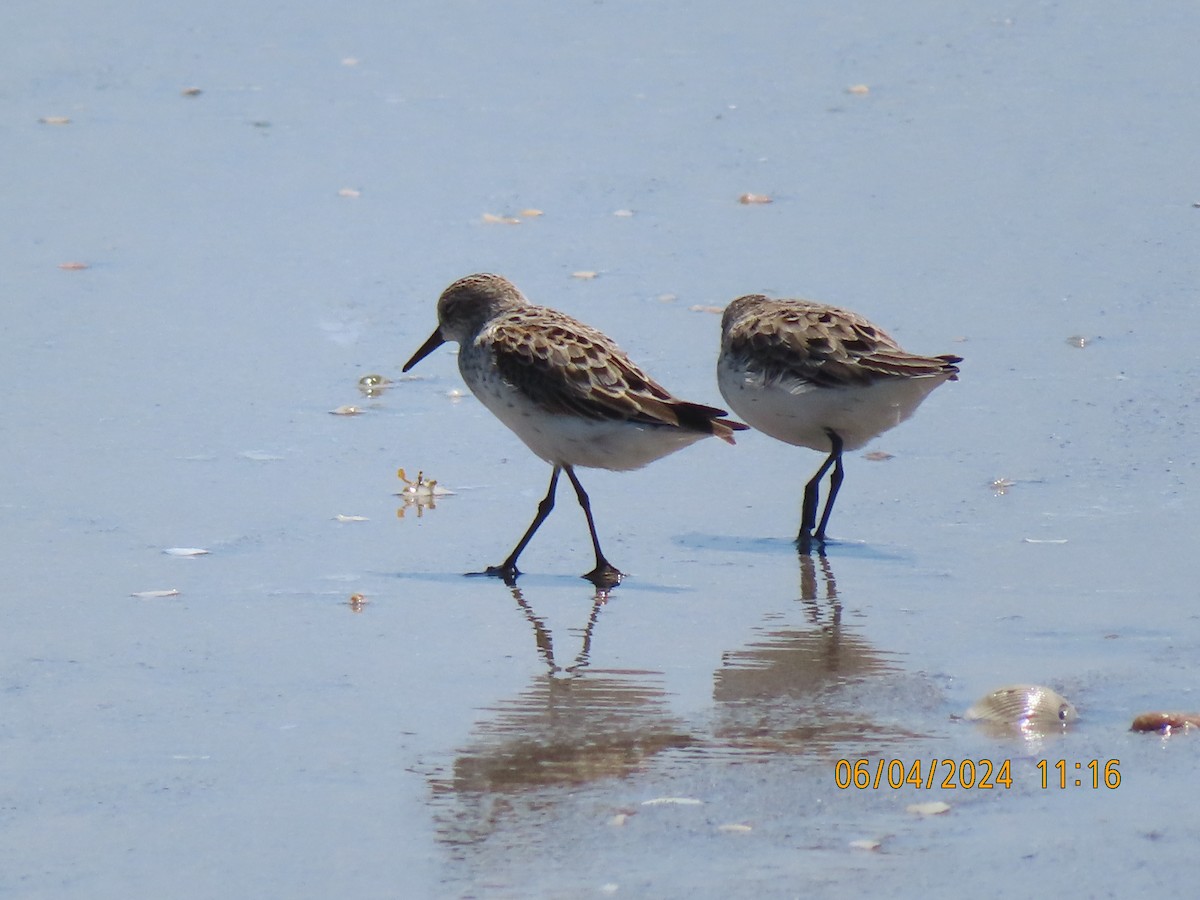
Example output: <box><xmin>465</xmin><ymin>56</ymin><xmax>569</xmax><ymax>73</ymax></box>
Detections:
<box><xmin>717</xmin><ymin>292</ymin><xmax>961</xmax><ymax>545</ymax></box>
<box><xmin>403</xmin><ymin>273</ymin><xmax>746</xmax><ymax>586</ymax></box>
<box><xmin>435</xmin><ymin>274</ymin><xmax>743</xmax><ymax>442</ymax></box>
<box><xmin>720</xmin><ymin>294</ymin><xmax>961</xmax><ymax>390</ymax></box>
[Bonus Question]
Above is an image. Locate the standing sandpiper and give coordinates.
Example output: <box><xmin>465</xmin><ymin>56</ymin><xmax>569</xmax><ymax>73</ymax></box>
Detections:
<box><xmin>404</xmin><ymin>273</ymin><xmax>747</xmax><ymax>587</ymax></box>
<box><xmin>717</xmin><ymin>294</ymin><xmax>961</xmax><ymax>547</ymax></box>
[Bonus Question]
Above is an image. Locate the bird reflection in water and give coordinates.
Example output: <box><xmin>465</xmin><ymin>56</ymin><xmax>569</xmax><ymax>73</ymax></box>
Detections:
<box><xmin>429</xmin><ymin>582</ymin><xmax>696</xmax><ymax>848</ymax></box>
<box><xmin>712</xmin><ymin>547</ymin><xmax>925</xmax><ymax>754</ymax></box>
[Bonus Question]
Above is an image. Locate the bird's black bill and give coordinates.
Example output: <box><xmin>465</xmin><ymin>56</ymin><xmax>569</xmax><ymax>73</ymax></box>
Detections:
<box><xmin>402</xmin><ymin>328</ymin><xmax>446</xmax><ymax>372</ymax></box>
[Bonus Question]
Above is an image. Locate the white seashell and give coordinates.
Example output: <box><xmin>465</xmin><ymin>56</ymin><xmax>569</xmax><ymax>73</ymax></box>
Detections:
<box><xmin>966</xmin><ymin>684</ymin><xmax>1077</xmax><ymax>732</ymax></box>
<box><xmin>850</xmin><ymin>838</ymin><xmax>883</xmax><ymax>851</ymax></box>
<box><xmin>907</xmin><ymin>801</ymin><xmax>951</xmax><ymax>816</ymax></box>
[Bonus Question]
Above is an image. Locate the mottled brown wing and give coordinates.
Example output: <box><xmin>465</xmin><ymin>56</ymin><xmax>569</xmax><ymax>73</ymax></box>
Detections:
<box><xmin>731</xmin><ymin>303</ymin><xmax>959</xmax><ymax>388</ymax></box>
<box><xmin>487</xmin><ymin>308</ymin><xmax>723</xmax><ymax>428</ymax></box>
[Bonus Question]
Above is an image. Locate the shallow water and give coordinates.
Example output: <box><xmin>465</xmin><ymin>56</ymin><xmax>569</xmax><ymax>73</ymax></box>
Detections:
<box><xmin>3</xmin><ymin>1</ymin><xmax>1199</xmax><ymax>897</ymax></box>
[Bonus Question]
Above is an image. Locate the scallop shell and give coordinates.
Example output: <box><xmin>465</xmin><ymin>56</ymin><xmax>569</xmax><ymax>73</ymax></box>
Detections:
<box><xmin>965</xmin><ymin>684</ymin><xmax>1077</xmax><ymax>733</ymax></box>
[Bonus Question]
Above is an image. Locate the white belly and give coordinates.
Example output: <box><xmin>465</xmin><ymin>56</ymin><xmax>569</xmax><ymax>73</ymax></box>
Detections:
<box><xmin>718</xmin><ymin>359</ymin><xmax>952</xmax><ymax>452</ymax></box>
<box><xmin>461</xmin><ymin>357</ymin><xmax>707</xmax><ymax>471</ymax></box>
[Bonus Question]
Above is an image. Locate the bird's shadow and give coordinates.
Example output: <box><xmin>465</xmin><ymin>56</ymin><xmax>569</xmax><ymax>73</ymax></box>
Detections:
<box><xmin>673</xmin><ymin>531</ymin><xmax>910</xmax><ymax>563</ymax></box>
<box><xmin>383</xmin><ymin>569</ymin><xmax>697</xmax><ymax>595</ymax></box>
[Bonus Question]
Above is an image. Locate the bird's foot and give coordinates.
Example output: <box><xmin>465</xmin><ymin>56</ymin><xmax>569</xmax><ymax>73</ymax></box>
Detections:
<box><xmin>583</xmin><ymin>561</ymin><xmax>623</xmax><ymax>591</ymax></box>
<box><xmin>796</xmin><ymin>530</ymin><xmax>828</xmax><ymax>553</ymax></box>
<box><xmin>470</xmin><ymin>564</ymin><xmax>521</xmax><ymax>586</ymax></box>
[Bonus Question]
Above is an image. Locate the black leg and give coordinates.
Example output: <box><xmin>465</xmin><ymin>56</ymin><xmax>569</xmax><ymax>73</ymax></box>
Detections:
<box><xmin>564</xmin><ymin>465</ymin><xmax>623</xmax><ymax>588</ymax></box>
<box><xmin>481</xmin><ymin>465</ymin><xmax>561</xmax><ymax>583</ymax></box>
<box><xmin>797</xmin><ymin>430</ymin><xmax>843</xmax><ymax>545</ymax></box>
<box><xmin>800</xmin><ymin>473</ymin><xmax>821</xmax><ymax>539</ymax></box>
<box><xmin>814</xmin><ymin>431</ymin><xmax>844</xmax><ymax>540</ymax></box>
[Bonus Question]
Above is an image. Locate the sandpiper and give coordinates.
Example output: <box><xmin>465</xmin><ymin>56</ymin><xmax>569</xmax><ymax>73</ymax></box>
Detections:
<box><xmin>404</xmin><ymin>273</ymin><xmax>747</xmax><ymax>587</ymax></box>
<box><xmin>717</xmin><ymin>294</ymin><xmax>961</xmax><ymax>546</ymax></box>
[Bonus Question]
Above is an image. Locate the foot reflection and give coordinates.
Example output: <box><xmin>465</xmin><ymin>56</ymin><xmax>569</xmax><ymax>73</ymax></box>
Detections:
<box><xmin>797</xmin><ymin>544</ymin><xmax>838</xmax><ymax>625</ymax></box>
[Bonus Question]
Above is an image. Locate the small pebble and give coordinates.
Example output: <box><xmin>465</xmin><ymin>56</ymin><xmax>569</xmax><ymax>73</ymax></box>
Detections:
<box><xmin>1130</xmin><ymin>712</ymin><xmax>1200</xmax><ymax>734</ymax></box>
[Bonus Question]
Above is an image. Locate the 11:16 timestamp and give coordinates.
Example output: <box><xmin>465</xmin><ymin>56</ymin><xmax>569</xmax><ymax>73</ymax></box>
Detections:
<box><xmin>1037</xmin><ymin>759</ymin><xmax>1121</xmax><ymax>789</ymax></box>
